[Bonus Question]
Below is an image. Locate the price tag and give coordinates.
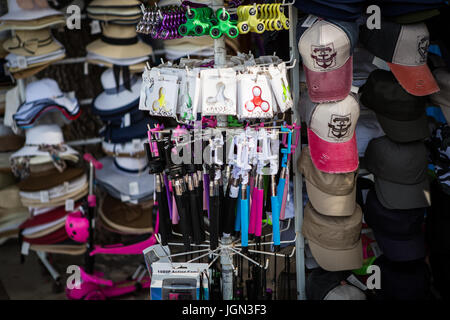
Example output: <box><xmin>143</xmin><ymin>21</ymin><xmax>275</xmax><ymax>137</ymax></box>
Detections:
<box><xmin>90</xmin><ymin>20</ymin><xmax>101</xmax><ymax>35</ymax></box>
<box><xmin>129</xmin><ymin>182</ymin><xmax>139</xmax><ymax>196</ymax></box>
<box><xmin>83</xmin><ymin>61</ymin><xmax>89</xmax><ymax>75</ymax></box>
<box><xmin>21</xmin><ymin>242</ymin><xmax>30</xmax><ymax>255</ymax></box>
<box><xmin>63</xmin><ymin>181</ymin><xmax>69</xmax><ymax>193</ymax></box>
<box><xmin>372</xmin><ymin>56</ymin><xmax>390</xmax><ymax>71</ymax></box>
<box><xmin>65</xmin><ymin>199</ymin><xmax>74</xmax><ymax>212</ymax></box>
<box><xmin>40</xmin><ymin>191</ymin><xmax>49</xmax><ymax>203</ymax></box>
<box><xmin>302</xmin><ymin>14</ymin><xmax>318</xmax><ymax>28</ymax></box>
<box><xmin>346</xmin><ymin>274</ymin><xmax>367</xmax><ymax>291</ymax></box>
<box><xmin>350</xmin><ymin>85</ymin><xmax>359</xmax><ymax>94</ymax></box>
<box><xmin>130</xmin><ymin>199</ymin><xmax>139</xmax><ymax>205</ymax></box>
<box><xmin>120</xmin><ymin>194</ymin><xmax>131</xmax><ymax>202</ymax></box>
<box><xmin>123</xmin><ymin>113</ymin><xmax>131</xmax><ymax>127</ymax></box>
<box><xmin>17</xmin><ymin>56</ymin><xmax>28</xmax><ymax>69</ymax></box>
<box><xmin>370</xmin><ymin>242</ymin><xmax>383</xmax><ymax>258</ymax></box>
<box><xmin>132</xmin><ymin>139</ymin><xmax>142</xmax><ymax>151</ymax></box>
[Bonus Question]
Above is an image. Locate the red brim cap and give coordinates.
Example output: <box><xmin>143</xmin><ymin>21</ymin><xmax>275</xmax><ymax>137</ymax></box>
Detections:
<box><xmin>308</xmin><ymin>128</ymin><xmax>358</xmax><ymax>173</ymax></box>
<box><xmin>304</xmin><ymin>56</ymin><xmax>353</xmax><ymax>103</ymax></box>
<box><xmin>388</xmin><ymin>63</ymin><xmax>440</xmax><ymax>96</ymax></box>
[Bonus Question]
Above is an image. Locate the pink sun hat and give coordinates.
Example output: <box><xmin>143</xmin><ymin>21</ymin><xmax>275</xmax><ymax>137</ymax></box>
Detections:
<box><xmin>306</xmin><ymin>94</ymin><xmax>360</xmax><ymax>173</ymax></box>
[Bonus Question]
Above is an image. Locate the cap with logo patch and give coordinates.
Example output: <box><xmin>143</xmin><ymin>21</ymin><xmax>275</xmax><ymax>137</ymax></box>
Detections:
<box><xmin>297</xmin><ymin>18</ymin><xmax>358</xmax><ymax>102</ymax></box>
<box><xmin>360</xmin><ymin>20</ymin><xmax>439</xmax><ymax>96</ymax></box>
<box><xmin>360</xmin><ymin>69</ymin><xmax>429</xmax><ymax>143</ymax></box>
<box><xmin>306</xmin><ymin>94</ymin><xmax>360</xmax><ymax>173</ymax></box>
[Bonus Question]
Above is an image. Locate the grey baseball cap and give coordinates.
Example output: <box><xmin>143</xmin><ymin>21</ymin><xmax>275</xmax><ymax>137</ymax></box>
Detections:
<box><xmin>364</xmin><ymin>136</ymin><xmax>431</xmax><ymax>210</ymax></box>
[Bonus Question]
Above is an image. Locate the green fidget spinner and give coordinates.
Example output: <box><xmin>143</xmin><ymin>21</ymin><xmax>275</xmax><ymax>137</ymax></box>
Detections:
<box><xmin>210</xmin><ymin>8</ymin><xmax>239</xmax><ymax>39</ymax></box>
<box><xmin>178</xmin><ymin>7</ymin><xmax>217</xmax><ymax>37</ymax></box>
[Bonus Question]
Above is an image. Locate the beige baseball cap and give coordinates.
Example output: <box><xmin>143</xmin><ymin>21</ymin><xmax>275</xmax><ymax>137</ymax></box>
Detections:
<box><xmin>298</xmin><ymin>146</ymin><xmax>357</xmax><ymax>216</ymax></box>
<box><xmin>302</xmin><ymin>201</ymin><xmax>363</xmax><ymax>272</ymax></box>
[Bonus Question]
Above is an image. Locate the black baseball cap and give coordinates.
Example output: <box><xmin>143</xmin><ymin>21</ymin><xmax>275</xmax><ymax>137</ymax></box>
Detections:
<box><xmin>364</xmin><ymin>189</ymin><xmax>425</xmax><ymax>262</ymax></box>
<box><xmin>306</xmin><ymin>268</ymin><xmax>366</xmax><ymax>300</ymax></box>
<box><xmin>364</xmin><ymin>136</ymin><xmax>431</xmax><ymax>210</ymax></box>
<box><xmin>373</xmin><ymin>255</ymin><xmax>431</xmax><ymax>300</ymax></box>
<box><xmin>360</xmin><ymin>69</ymin><xmax>429</xmax><ymax>143</ymax></box>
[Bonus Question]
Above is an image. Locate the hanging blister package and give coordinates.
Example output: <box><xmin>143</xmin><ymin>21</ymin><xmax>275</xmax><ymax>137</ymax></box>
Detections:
<box><xmin>201</xmin><ymin>68</ymin><xmax>236</xmax><ymax>116</ymax></box>
<box><xmin>139</xmin><ymin>66</ymin><xmax>155</xmax><ymax>112</ymax></box>
<box><xmin>237</xmin><ymin>72</ymin><xmax>274</xmax><ymax>119</ymax></box>
<box><xmin>269</xmin><ymin>63</ymin><xmax>293</xmax><ymax>113</ymax></box>
<box><xmin>178</xmin><ymin>68</ymin><xmax>201</xmax><ymax>122</ymax></box>
<box><xmin>144</xmin><ymin>70</ymin><xmax>179</xmax><ymax>118</ymax></box>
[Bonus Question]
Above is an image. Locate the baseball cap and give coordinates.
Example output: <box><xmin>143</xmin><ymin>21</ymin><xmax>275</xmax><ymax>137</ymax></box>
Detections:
<box><xmin>306</xmin><ymin>268</ymin><xmax>366</xmax><ymax>300</ymax></box>
<box><xmin>430</xmin><ymin>68</ymin><xmax>450</xmax><ymax>124</ymax></box>
<box><xmin>355</xmin><ymin>111</ymin><xmax>385</xmax><ymax>157</ymax></box>
<box><xmin>360</xmin><ymin>20</ymin><xmax>439</xmax><ymax>96</ymax></box>
<box><xmin>364</xmin><ymin>189</ymin><xmax>426</xmax><ymax>262</ymax></box>
<box><xmin>360</xmin><ymin>70</ymin><xmax>429</xmax><ymax>142</ymax></box>
<box><xmin>302</xmin><ymin>201</ymin><xmax>363</xmax><ymax>271</ymax></box>
<box><xmin>294</xmin><ymin>1</ymin><xmax>364</xmax><ymax>22</ymax></box>
<box><xmin>373</xmin><ymin>255</ymin><xmax>431</xmax><ymax>300</ymax></box>
<box><xmin>297</xmin><ymin>18</ymin><xmax>358</xmax><ymax>102</ymax></box>
<box><xmin>306</xmin><ymin>94</ymin><xmax>360</xmax><ymax>173</ymax></box>
<box><xmin>298</xmin><ymin>146</ymin><xmax>357</xmax><ymax>216</ymax></box>
<box><xmin>364</xmin><ymin>136</ymin><xmax>431</xmax><ymax>210</ymax></box>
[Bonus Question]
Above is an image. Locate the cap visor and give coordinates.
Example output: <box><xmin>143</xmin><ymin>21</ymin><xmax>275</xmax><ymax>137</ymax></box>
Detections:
<box><xmin>306</xmin><ymin>179</ymin><xmax>356</xmax><ymax>216</ymax></box>
<box><xmin>388</xmin><ymin>62</ymin><xmax>440</xmax><ymax>96</ymax></box>
<box><xmin>304</xmin><ymin>56</ymin><xmax>353</xmax><ymax>103</ymax></box>
<box><xmin>375</xmin><ymin>177</ymin><xmax>431</xmax><ymax>210</ymax></box>
<box><xmin>375</xmin><ymin>112</ymin><xmax>430</xmax><ymax>143</ymax></box>
<box><xmin>308</xmin><ymin>128</ymin><xmax>359</xmax><ymax>174</ymax></box>
<box><xmin>372</xmin><ymin>229</ymin><xmax>425</xmax><ymax>262</ymax></box>
<box><xmin>308</xmin><ymin>239</ymin><xmax>363</xmax><ymax>272</ymax></box>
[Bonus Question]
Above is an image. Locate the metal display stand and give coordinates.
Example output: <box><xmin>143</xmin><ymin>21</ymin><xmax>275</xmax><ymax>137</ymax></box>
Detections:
<box><xmin>157</xmin><ymin>3</ymin><xmax>306</xmax><ymax>300</ymax></box>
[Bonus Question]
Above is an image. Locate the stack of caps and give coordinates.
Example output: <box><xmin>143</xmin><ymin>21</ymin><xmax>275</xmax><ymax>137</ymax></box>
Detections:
<box><xmin>360</xmin><ymin>68</ymin><xmax>433</xmax><ymax>299</ymax></box>
<box><xmin>0</xmin><ymin>118</ymin><xmax>27</xmax><ymax>245</ymax></box>
<box><xmin>12</xmin><ymin>78</ymin><xmax>81</xmax><ymax>129</ymax></box>
<box><xmin>87</xmin><ymin>0</ymin><xmax>142</xmax><ymax>25</ymax></box>
<box><xmin>0</xmin><ymin>0</ymin><xmax>66</xmax><ymax>79</ymax></box>
<box><xmin>93</xmin><ymin>68</ymin><xmax>155</xmax><ymax>231</ymax></box>
<box><xmin>8</xmin><ymin>125</ymin><xmax>87</xmax><ymax>253</ymax></box>
<box><xmin>86</xmin><ymin>0</ymin><xmax>152</xmax><ymax>73</ymax></box>
<box><xmin>294</xmin><ymin>0</ymin><xmax>365</xmax><ymax>22</ymax></box>
<box><xmin>297</xmin><ymin>17</ymin><xmax>363</xmax><ymax>273</ymax></box>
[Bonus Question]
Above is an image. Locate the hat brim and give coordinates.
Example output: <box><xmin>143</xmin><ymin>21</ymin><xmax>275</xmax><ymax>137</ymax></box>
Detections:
<box><xmin>3</xmin><ymin>37</ymin><xmax>62</xmax><ymax>57</ymax></box>
<box><xmin>305</xmin><ymin>179</ymin><xmax>356</xmax><ymax>216</ymax></box>
<box><xmin>95</xmin><ymin>157</ymin><xmax>155</xmax><ymax>199</ymax></box>
<box><xmin>375</xmin><ymin>112</ymin><xmax>430</xmax><ymax>143</ymax></box>
<box><xmin>11</xmin><ymin>143</ymin><xmax>78</xmax><ymax>160</ymax></box>
<box><xmin>375</xmin><ymin>177</ymin><xmax>431</xmax><ymax>210</ymax></box>
<box><xmin>304</xmin><ymin>56</ymin><xmax>353</xmax><ymax>103</ymax></box>
<box><xmin>0</xmin><ymin>9</ymin><xmax>62</xmax><ymax>21</ymax></box>
<box><xmin>17</xmin><ymin>167</ymin><xmax>85</xmax><ymax>192</ymax></box>
<box><xmin>388</xmin><ymin>62</ymin><xmax>440</xmax><ymax>96</ymax></box>
<box><xmin>93</xmin><ymin>78</ymin><xmax>141</xmax><ymax>113</ymax></box>
<box><xmin>308</xmin><ymin>238</ymin><xmax>363</xmax><ymax>272</ymax></box>
<box><xmin>0</xmin><ymin>15</ymin><xmax>65</xmax><ymax>31</ymax></box>
<box><xmin>86</xmin><ymin>39</ymin><xmax>152</xmax><ymax>60</ymax></box>
<box><xmin>307</xmin><ymin>128</ymin><xmax>359</xmax><ymax>174</ymax></box>
<box><xmin>29</xmin><ymin>243</ymin><xmax>87</xmax><ymax>255</ymax></box>
<box><xmin>372</xmin><ymin>228</ymin><xmax>425</xmax><ymax>262</ymax></box>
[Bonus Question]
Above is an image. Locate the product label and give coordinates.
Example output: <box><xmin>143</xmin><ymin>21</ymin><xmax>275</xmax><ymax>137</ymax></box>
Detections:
<box><xmin>21</xmin><ymin>242</ymin><xmax>30</xmax><ymax>255</ymax></box>
<box><xmin>40</xmin><ymin>191</ymin><xmax>49</xmax><ymax>203</ymax></box>
<box><xmin>65</xmin><ymin>199</ymin><xmax>74</xmax><ymax>212</ymax></box>
<box><xmin>129</xmin><ymin>182</ymin><xmax>139</xmax><ymax>196</ymax></box>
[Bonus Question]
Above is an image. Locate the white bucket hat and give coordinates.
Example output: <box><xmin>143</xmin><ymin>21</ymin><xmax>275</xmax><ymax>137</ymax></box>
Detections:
<box><xmin>10</xmin><ymin>124</ymin><xmax>78</xmax><ymax>159</ymax></box>
<box><xmin>0</xmin><ymin>0</ymin><xmax>62</xmax><ymax>21</ymax></box>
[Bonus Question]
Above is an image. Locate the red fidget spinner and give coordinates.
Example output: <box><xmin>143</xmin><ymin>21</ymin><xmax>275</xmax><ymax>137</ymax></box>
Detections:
<box><xmin>245</xmin><ymin>86</ymin><xmax>270</xmax><ymax>112</ymax></box>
